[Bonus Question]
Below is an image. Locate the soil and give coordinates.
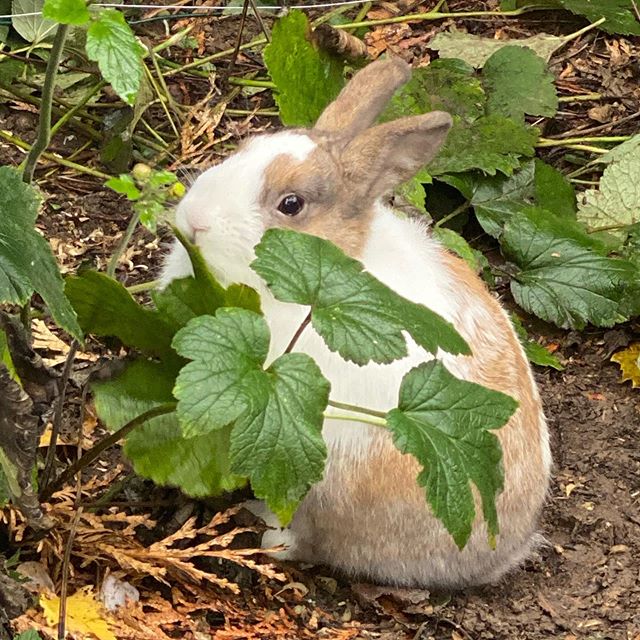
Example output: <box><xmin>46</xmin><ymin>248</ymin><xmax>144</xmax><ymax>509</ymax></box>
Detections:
<box><xmin>1</xmin><ymin>1</ymin><xmax>639</xmax><ymax>639</ymax></box>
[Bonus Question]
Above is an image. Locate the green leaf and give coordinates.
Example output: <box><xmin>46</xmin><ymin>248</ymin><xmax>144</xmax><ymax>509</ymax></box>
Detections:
<box><xmin>510</xmin><ymin>314</ymin><xmax>564</xmax><ymax>370</ymax></box>
<box><xmin>577</xmin><ymin>144</ymin><xmax>640</xmax><ymax>247</ymax></box>
<box><xmin>384</xmin><ymin>60</ymin><xmax>538</xmax><ymax>177</ymax></box>
<box><xmin>429</xmin><ymin>114</ymin><xmax>538</xmax><ymax>176</ymax></box>
<box><xmin>432</xmin><ymin>227</ymin><xmax>490</xmax><ymax>275</ymax></box>
<box><xmin>534</xmin><ymin>158</ymin><xmax>576</xmax><ymax>218</ymax></box>
<box><xmin>106</xmin><ymin>175</ymin><xmax>140</xmax><ymax>200</ymax></box>
<box><xmin>0</xmin><ymin>167</ymin><xmax>81</xmax><ymax>339</ymax></box>
<box><xmin>502</xmin><ymin>207</ymin><xmax>635</xmax><ymax>328</ymax></box>
<box><xmin>264</xmin><ymin>10</ymin><xmax>345</xmax><ymax>126</ymax></box>
<box><xmin>65</xmin><ymin>270</ymin><xmax>174</xmax><ymax>354</ymax></box>
<box><xmin>42</xmin><ymin>0</ymin><xmax>89</xmax><ymax>24</ymax></box>
<box><xmin>0</xmin><ymin>327</ymin><xmax>19</xmax><ymax>383</ymax></box>
<box><xmin>384</xmin><ymin>59</ymin><xmax>485</xmax><ymax>123</ymax></box>
<box><xmin>173</xmin><ymin>309</ymin><xmax>330</xmax><ymax>522</ymax></box>
<box><xmin>429</xmin><ymin>29</ymin><xmax>566</xmax><ymax>68</ymax></box>
<box><xmin>12</xmin><ymin>0</ymin><xmax>57</xmax><ymax>44</ymax></box>
<box><xmin>442</xmin><ymin>159</ymin><xmax>575</xmax><ymax>238</ymax></box>
<box><xmin>252</xmin><ymin>229</ymin><xmax>469</xmax><ymax>365</ymax></box>
<box><xmin>386</xmin><ymin>361</ymin><xmax>516</xmax><ymax>549</ymax></box>
<box><xmin>14</xmin><ymin>631</ymin><xmax>42</xmax><ymax>640</ymax></box>
<box><xmin>86</xmin><ymin>9</ymin><xmax>146</xmax><ymax>106</ymax></box>
<box><xmin>93</xmin><ymin>359</ymin><xmax>245</xmax><ymax>496</ymax></box>
<box><xmin>598</xmin><ymin>132</ymin><xmax>640</xmax><ymax>165</ymax></box>
<box><xmin>0</xmin><ymin>464</ymin><xmax>9</xmax><ymax>507</ymax></box>
<box><xmin>396</xmin><ymin>168</ymin><xmax>431</xmax><ymax>214</ymax></box>
<box><xmin>559</xmin><ymin>0</ymin><xmax>640</xmax><ymax>36</ymax></box>
<box><xmin>483</xmin><ymin>46</ymin><xmax>558</xmax><ymax>122</ymax></box>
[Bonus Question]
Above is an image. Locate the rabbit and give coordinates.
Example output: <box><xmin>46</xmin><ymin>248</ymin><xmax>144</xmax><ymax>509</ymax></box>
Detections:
<box><xmin>161</xmin><ymin>56</ymin><xmax>551</xmax><ymax>590</ymax></box>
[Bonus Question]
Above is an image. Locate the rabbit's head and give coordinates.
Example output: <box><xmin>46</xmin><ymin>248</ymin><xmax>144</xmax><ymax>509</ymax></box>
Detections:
<box><xmin>174</xmin><ymin>57</ymin><xmax>451</xmax><ymax>287</ymax></box>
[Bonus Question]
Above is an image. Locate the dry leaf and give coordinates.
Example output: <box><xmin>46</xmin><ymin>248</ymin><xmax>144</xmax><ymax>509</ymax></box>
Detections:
<box><xmin>40</xmin><ymin>586</ymin><xmax>117</xmax><ymax>640</ymax></box>
<box><xmin>611</xmin><ymin>343</ymin><xmax>640</xmax><ymax>388</ymax></box>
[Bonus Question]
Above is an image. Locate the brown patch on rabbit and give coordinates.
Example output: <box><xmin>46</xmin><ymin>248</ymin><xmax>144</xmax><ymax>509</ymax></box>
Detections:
<box><xmin>260</xmin><ymin>149</ymin><xmax>375</xmax><ymax>257</ymax></box>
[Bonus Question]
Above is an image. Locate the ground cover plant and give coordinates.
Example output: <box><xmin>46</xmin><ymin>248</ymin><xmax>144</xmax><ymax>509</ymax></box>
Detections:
<box><xmin>0</xmin><ymin>1</ymin><xmax>638</xmax><ymax>638</ymax></box>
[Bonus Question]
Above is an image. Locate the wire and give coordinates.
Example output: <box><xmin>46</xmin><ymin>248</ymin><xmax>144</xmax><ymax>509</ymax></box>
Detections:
<box><xmin>0</xmin><ymin>0</ymin><xmax>365</xmax><ymax>20</ymax></box>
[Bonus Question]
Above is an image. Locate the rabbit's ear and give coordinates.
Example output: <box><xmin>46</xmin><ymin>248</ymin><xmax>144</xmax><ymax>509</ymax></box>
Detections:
<box><xmin>313</xmin><ymin>57</ymin><xmax>411</xmax><ymax>140</ymax></box>
<box><xmin>339</xmin><ymin>111</ymin><xmax>452</xmax><ymax>201</ymax></box>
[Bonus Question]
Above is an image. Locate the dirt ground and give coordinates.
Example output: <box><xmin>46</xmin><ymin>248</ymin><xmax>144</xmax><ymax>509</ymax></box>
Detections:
<box><xmin>1</xmin><ymin>2</ymin><xmax>640</xmax><ymax>639</ymax></box>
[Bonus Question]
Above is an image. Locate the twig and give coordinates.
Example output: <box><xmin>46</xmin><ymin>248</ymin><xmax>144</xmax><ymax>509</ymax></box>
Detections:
<box><xmin>107</xmin><ymin>209</ymin><xmax>142</xmax><ymax>278</ymax></box>
<box><xmin>0</xmin><ymin>130</ymin><xmax>112</xmax><ymax>180</ymax></box>
<box><xmin>58</xmin><ymin>507</ymin><xmax>83</xmax><ymax>640</ymax></box>
<box><xmin>226</xmin><ymin>0</ymin><xmax>251</xmax><ymax>81</ymax></box>
<box><xmin>548</xmin><ymin>110</ymin><xmax>640</xmax><ymax>139</ymax></box>
<box><xmin>249</xmin><ymin>0</ymin><xmax>271</xmax><ymax>42</ymax></box>
<box><xmin>285</xmin><ymin>312</ymin><xmax>311</xmax><ymax>353</ymax></box>
<box><xmin>41</xmin><ymin>403</ymin><xmax>177</xmax><ymax>501</ymax></box>
<box><xmin>558</xmin><ymin>93</ymin><xmax>602</xmax><ymax>103</ymax></box>
<box><xmin>126</xmin><ymin>279</ymin><xmax>160</xmax><ymax>294</ymax></box>
<box><xmin>333</xmin><ymin>5</ymin><xmax>548</xmax><ymax>30</ymax></box>
<box><xmin>537</xmin><ymin>135</ymin><xmax>631</xmax><ymax>147</ymax></box>
<box><xmin>40</xmin><ymin>341</ymin><xmax>79</xmax><ymax>493</ymax></box>
<box><xmin>22</xmin><ymin>24</ymin><xmax>69</xmax><ymax>183</ymax></box>
<box><xmin>49</xmin><ymin>81</ymin><xmax>105</xmax><ymax>139</ymax></box>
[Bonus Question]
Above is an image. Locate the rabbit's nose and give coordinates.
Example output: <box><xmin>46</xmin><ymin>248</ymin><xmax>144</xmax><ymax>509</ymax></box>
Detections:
<box><xmin>185</xmin><ymin>208</ymin><xmax>211</xmax><ymax>233</ymax></box>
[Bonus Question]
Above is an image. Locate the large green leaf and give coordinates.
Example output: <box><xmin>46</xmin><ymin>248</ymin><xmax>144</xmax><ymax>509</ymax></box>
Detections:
<box><xmin>502</xmin><ymin>207</ymin><xmax>635</xmax><ymax>328</ymax></box>
<box><xmin>0</xmin><ymin>167</ymin><xmax>81</xmax><ymax>338</ymax></box>
<box><xmin>42</xmin><ymin>0</ymin><xmax>89</xmax><ymax>24</ymax></box>
<box><xmin>386</xmin><ymin>361</ymin><xmax>516</xmax><ymax>549</ymax></box>
<box><xmin>429</xmin><ymin>29</ymin><xmax>566</xmax><ymax>68</ymax></box>
<box><xmin>86</xmin><ymin>9</ymin><xmax>146</xmax><ymax>106</ymax></box>
<box><xmin>383</xmin><ymin>60</ymin><xmax>538</xmax><ymax>177</ymax></box>
<box><xmin>12</xmin><ymin>0</ymin><xmax>56</xmax><ymax>43</ymax></box>
<box><xmin>442</xmin><ymin>159</ymin><xmax>575</xmax><ymax>238</ymax></box>
<box><xmin>65</xmin><ymin>271</ymin><xmax>174</xmax><ymax>354</ymax></box>
<box><xmin>93</xmin><ymin>359</ymin><xmax>244</xmax><ymax>496</ymax></box>
<box><xmin>429</xmin><ymin>113</ymin><xmax>538</xmax><ymax>177</ymax></box>
<box><xmin>483</xmin><ymin>46</ymin><xmax>558</xmax><ymax>122</ymax></box>
<box><xmin>173</xmin><ymin>309</ymin><xmax>330</xmax><ymax>522</ymax></box>
<box><xmin>264</xmin><ymin>10</ymin><xmax>345</xmax><ymax>126</ymax></box>
<box><xmin>560</xmin><ymin>0</ymin><xmax>640</xmax><ymax>36</ymax></box>
<box><xmin>577</xmin><ymin>144</ymin><xmax>640</xmax><ymax>246</ymax></box>
<box><xmin>252</xmin><ymin>229</ymin><xmax>469</xmax><ymax>365</ymax></box>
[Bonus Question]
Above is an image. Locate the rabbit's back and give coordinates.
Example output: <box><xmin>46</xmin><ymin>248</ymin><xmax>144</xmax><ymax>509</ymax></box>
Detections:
<box><xmin>271</xmin><ymin>203</ymin><xmax>550</xmax><ymax>588</ymax></box>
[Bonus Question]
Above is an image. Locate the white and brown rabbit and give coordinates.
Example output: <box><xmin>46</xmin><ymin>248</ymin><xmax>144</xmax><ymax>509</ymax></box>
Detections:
<box><xmin>162</xmin><ymin>57</ymin><xmax>551</xmax><ymax>589</ymax></box>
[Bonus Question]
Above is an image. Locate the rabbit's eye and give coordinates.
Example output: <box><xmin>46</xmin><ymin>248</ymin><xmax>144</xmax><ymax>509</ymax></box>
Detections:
<box><xmin>277</xmin><ymin>194</ymin><xmax>305</xmax><ymax>216</ymax></box>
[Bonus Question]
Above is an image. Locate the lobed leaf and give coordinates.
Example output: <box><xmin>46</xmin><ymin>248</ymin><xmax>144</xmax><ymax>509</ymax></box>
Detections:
<box><xmin>173</xmin><ymin>309</ymin><xmax>330</xmax><ymax>522</ymax></box>
<box><xmin>12</xmin><ymin>0</ymin><xmax>57</xmax><ymax>43</ymax></box>
<box><xmin>264</xmin><ymin>10</ymin><xmax>345</xmax><ymax>126</ymax></box>
<box><xmin>386</xmin><ymin>361</ymin><xmax>517</xmax><ymax>548</ymax></box>
<box><xmin>611</xmin><ymin>343</ymin><xmax>640</xmax><ymax>388</ymax></box>
<box><xmin>86</xmin><ymin>9</ymin><xmax>146</xmax><ymax>106</ymax></box>
<box><xmin>0</xmin><ymin>167</ymin><xmax>81</xmax><ymax>338</ymax></box>
<box><xmin>252</xmin><ymin>229</ymin><xmax>469</xmax><ymax>365</ymax></box>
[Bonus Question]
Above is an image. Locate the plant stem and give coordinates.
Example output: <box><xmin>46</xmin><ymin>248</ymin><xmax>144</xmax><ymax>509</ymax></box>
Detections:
<box><xmin>323</xmin><ymin>412</ymin><xmax>387</xmax><ymax>428</ymax></box>
<box><xmin>22</xmin><ymin>23</ymin><xmax>69</xmax><ymax>183</ymax></box>
<box><xmin>333</xmin><ymin>5</ymin><xmax>546</xmax><ymax>30</ymax></box>
<box><xmin>126</xmin><ymin>279</ymin><xmax>159</xmax><ymax>294</ymax></box>
<box><xmin>435</xmin><ymin>200</ymin><xmax>471</xmax><ymax>228</ymax></box>
<box><xmin>228</xmin><ymin>76</ymin><xmax>276</xmax><ymax>89</ymax></box>
<box><xmin>107</xmin><ymin>210</ymin><xmax>142</xmax><ymax>278</ymax></box>
<box><xmin>41</xmin><ymin>403</ymin><xmax>177</xmax><ymax>501</ymax></box>
<box><xmin>49</xmin><ymin>81</ymin><xmax>105</xmax><ymax>139</ymax></box>
<box><xmin>537</xmin><ymin>135</ymin><xmax>630</xmax><ymax>147</ymax></box>
<box><xmin>586</xmin><ymin>222</ymin><xmax>635</xmax><ymax>233</ymax></box>
<box><xmin>327</xmin><ymin>399</ymin><xmax>387</xmax><ymax>419</ymax></box>
<box><xmin>0</xmin><ymin>130</ymin><xmax>112</xmax><ymax>179</ymax></box>
<box><xmin>285</xmin><ymin>312</ymin><xmax>311</xmax><ymax>353</ymax></box>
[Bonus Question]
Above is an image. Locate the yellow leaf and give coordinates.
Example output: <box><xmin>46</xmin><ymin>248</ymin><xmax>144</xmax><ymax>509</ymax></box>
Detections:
<box><xmin>40</xmin><ymin>586</ymin><xmax>116</xmax><ymax>640</ymax></box>
<box><xmin>611</xmin><ymin>343</ymin><xmax>640</xmax><ymax>388</ymax></box>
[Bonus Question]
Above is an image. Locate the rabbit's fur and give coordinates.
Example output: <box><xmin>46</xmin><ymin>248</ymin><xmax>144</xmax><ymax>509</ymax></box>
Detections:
<box><xmin>162</xmin><ymin>57</ymin><xmax>551</xmax><ymax>589</ymax></box>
